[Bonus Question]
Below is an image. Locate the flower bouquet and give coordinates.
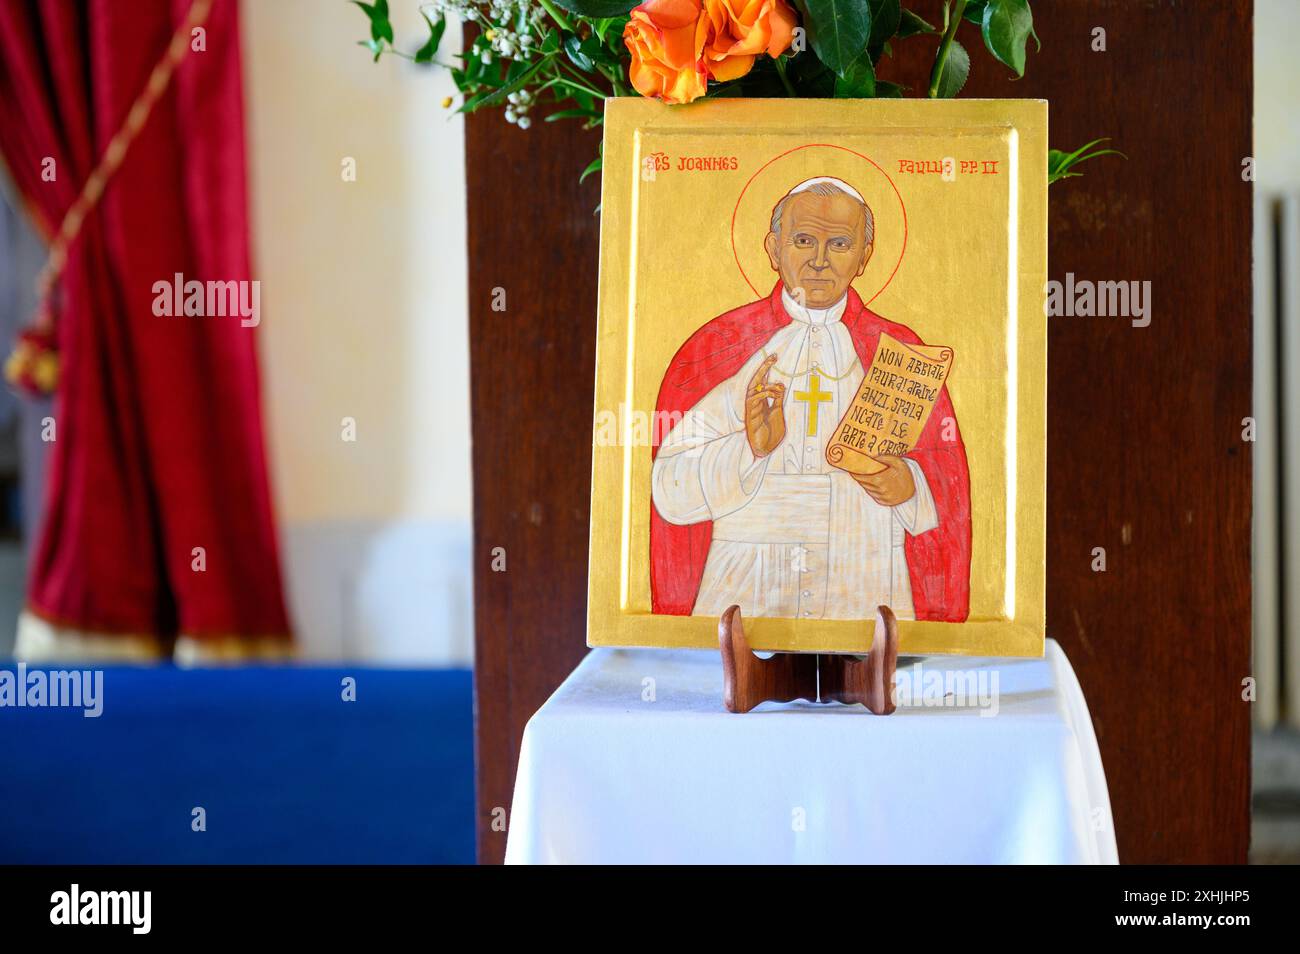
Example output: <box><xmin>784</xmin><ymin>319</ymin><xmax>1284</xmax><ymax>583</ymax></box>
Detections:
<box><xmin>354</xmin><ymin>0</ymin><xmax>1118</xmax><ymax>183</ymax></box>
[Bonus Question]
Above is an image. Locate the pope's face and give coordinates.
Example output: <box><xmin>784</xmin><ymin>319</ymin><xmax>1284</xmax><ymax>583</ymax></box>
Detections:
<box><xmin>764</xmin><ymin>192</ymin><xmax>873</xmax><ymax>308</ymax></box>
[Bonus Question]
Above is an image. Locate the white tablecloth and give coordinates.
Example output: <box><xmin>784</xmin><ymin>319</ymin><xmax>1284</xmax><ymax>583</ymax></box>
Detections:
<box><xmin>505</xmin><ymin>640</ymin><xmax>1117</xmax><ymax>864</ymax></box>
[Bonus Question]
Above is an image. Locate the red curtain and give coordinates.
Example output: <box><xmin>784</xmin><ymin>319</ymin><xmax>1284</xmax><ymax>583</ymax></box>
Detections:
<box><xmin>0</xmin><ymin>0</ymin><xmax>290</xmax><ymax>648</ymax></box>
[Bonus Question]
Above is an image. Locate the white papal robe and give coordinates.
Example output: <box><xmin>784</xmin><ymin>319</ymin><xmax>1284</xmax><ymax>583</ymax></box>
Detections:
<box><xmin>651</xmin><ymin>289</ymin><xmax>939</xmax><ymax>620</ymax></box>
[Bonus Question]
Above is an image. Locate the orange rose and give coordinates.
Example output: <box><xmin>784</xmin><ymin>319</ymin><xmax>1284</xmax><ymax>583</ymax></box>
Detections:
<box><xmin>624</xmin><ymin>0</ymin><xmax>709</xmax><ymax>105</ymax></box>
<box><xmin>700</xmin><ymin>0</ymin><xmax>797</xmax><ymax>82</ymax></box>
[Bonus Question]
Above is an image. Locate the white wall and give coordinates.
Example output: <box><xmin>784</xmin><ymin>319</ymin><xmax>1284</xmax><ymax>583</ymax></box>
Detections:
<box><xmin>242</xmin><ymin>1</ymin><xmax>471</xmax><ymax>663</ymax></box>
<box><xmin>1252</xmin><ymin>0</ymin><xmax>1300</xmax><ymax>727</ymax></box>
<box><xmin>1256</xmin><ymin>0</ymin><xmax>1300</xmax><ymax>196</ymax></box>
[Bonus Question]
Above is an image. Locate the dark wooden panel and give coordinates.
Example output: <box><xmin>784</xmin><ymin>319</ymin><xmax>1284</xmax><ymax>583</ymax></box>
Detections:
<box><xmin>468</xmin><ymin>0</ymin><xmax>1253</xmax><ymax>863</ymax></box>
<box><xmin>909</xmin><ymin>0</ymin><xmax>1253</xmax><ymax>864</ymax></box>
<box><xmin>466</xmin><ymin>111</ymin><xmax>602</xmax><ymax>862</ymax></box>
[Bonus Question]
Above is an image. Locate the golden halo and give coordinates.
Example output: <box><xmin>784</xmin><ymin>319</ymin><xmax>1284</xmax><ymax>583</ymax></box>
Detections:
<box><xmin>730</xmin><ymin>144</ymin><xmax>908</xmax><ymax>305</ymax></box>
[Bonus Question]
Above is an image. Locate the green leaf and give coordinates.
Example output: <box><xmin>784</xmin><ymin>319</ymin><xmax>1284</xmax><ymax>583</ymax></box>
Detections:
<box><xmin>564</xmin><ymin>34</ymin><xmax>596</xmax><ymax>72</ymax></box>
<box><xmin>546</xmin><ymin>108</ymin><xmax>603</xmax><ymax>122</ymax></box>
<box><xmin>867</xmin><ymin>0</ymin><xmax>900</xmax><ymax>50</ymax></box>
<box><xmin>1048</xmin><ymin>138</ymin><xmax>1126</xmax><ymax>184</ymax></box>
<box><xmin>784</xmin><ymin>50</ymin><xmax>836</xmax><ymax>97</ymax></box>
<box><xmin>933</xmin><ymin>37</ymin><xmax>969</xmax><ymax>97</ymax></box>
<box><xmin>458</xmin><ymin>55</ymin><xmax>547</xmax><ymax>113</ymax></box>
<box><xmin>579</xmin><ymin>155</ymin><xmax>603</xmax><ymax>183</ymax></box>
<box><xmin>897</xmin><ymin>9</ymin><xmax>937</xmax><ymax>38</ymax></box>
<box><xmin>505</xmin><ymin>57</ymin><xmax>530</xmax><ymax>84</ymax></box>
<box><xmin>463</xmin><ymin>47</ymin><xmax>485</xmax><ymax>83</ymax></box>
<box><xmin>579</xmin><ymin>33</ymin><xmax>617</xmax><ymax>67</ymax></box>
<box><xmin>592</xmin><ymin>16</ymin><xmax>628</xmax><ymax>42</ymax></box>
<box><xmin>833</xmin><ymin>49</ymin><xmax>875</xmax><ymax>97</ymax></box>
<box><xmin>351</xmin><ymin>0</ymin><xmax>393</xmax><ymax>45</ymax></box>
<box><xmin>793</xmin><ymin>0</ymin><xmax>873</xmax><ymax>76</ymax></box>
<box><xmin>541</xmin><ymin>29</ymin><xmax>562</xmax><ymax>55</ymax></box>
<box><xmin>874</xmin><ymin>79</ymin><xmax>905</xmax><ymax>97</ymax></box>
<box><xmin>706</xmin><ymin>83</ymin><xmax>748</xmax><ymax>98</ymax></box>
<box><xmin>551</xmin><ymin>0</ymin><xmax>638</xmax><ymax>17</ymax></box>
<box><xmin>963</xmin><ymin>0</ymin><xmax>989</xmax><ymax>25</ymax></box>
<box><xmin>414</xmin><ymin>10</ymin><xmax>447</xmax><ymax>64</ymax></box>
<box><xmin>981</xmin><ymin>0</ymin><xmax>1033</xmax><ymax>76</ymax></box>
<box><xmin>357</xmin><ymin>37</ymin><xmax>384</xmax><ymax>63</ymax></box>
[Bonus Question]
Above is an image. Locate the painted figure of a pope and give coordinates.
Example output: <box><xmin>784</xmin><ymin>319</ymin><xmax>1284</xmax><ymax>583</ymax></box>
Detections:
<box><xmin>649</xmin><ymin>177</ymin><xmax>972</xmax><ymax>622</ymax></box>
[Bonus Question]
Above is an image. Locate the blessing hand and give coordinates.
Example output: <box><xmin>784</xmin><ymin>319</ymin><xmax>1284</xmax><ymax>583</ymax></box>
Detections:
<box><xmin>744</xmin><ymin>354</ymin><xmax>786</xmax><ymax>458</ymax></box>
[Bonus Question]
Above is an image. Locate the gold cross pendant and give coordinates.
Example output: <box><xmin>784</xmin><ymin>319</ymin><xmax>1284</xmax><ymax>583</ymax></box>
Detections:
<box><xmin>793</xmin><ymin>371</ymin><xmax>833</xmax><ymax>437</ymax></box>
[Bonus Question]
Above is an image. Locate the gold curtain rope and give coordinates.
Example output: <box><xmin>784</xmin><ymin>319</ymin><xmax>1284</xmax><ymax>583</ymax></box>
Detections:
<box><xmin>7</xmin><ymin>0</ymin><xmax>213</xmax><ymax>395</ymax></box>
<box><xmin>34</xmin><ymin>0</ymin><xmax>215</xmax><ymax>305</ymax></box>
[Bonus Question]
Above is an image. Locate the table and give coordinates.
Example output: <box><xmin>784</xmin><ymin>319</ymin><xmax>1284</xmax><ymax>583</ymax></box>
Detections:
<box><xmin>505</xmin><ymin>640</ymin><xmax>1117</xmax><ymax>864</ymax></box>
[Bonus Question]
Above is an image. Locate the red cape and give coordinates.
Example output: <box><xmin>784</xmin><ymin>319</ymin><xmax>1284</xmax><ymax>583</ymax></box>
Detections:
<box><xmin>650</xmin><ymin>282</ymin><xmax>971</xmax><ymax>621</ymax></box>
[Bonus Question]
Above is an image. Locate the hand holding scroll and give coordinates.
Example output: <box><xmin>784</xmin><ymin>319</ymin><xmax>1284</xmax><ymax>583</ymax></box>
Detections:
<box><xmin>852</xmin><ymin>454</ymin><xmax>915</xmax><ymax>506</ymax></box>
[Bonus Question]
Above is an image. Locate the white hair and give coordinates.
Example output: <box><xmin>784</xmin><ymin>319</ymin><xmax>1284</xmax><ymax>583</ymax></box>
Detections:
<box><xmin>770</xmin><ymin>180</ymin><xmax>874</xmax><ymax>245</ymax></box>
